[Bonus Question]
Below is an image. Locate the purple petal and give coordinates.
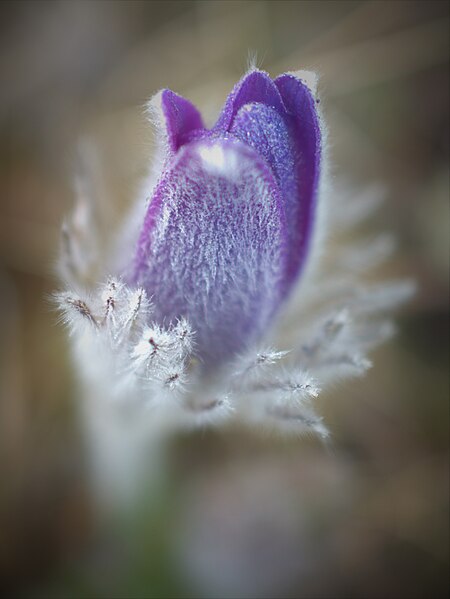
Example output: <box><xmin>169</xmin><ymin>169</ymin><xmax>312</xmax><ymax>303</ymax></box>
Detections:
<box><xmin>230</xmin><ymin>74</ymin><xmax>322</xmax><ymax>288</ymax></box>
<box><xmin>214</xmin><ymin>69</ymin><xmax>285</xmax><ymax>133</ymax></box>
<box><xmin>274</xmin><ymin>73</ymin><xmax>322</xmax><ymax>281</ymax></box>
<box><xmin>229</xmin><ymin>103</ymin><xmax>294</xmax><ymax>284</ymax></box>
<box><xmin>155</xmin><ymin>89</ymin><xmax>204</xmax><ymax>152</ymax></box>
<box><xmin>130</xmin><ymin>138</ymin><xmax>288</xmax><ymax>367</ymax></box>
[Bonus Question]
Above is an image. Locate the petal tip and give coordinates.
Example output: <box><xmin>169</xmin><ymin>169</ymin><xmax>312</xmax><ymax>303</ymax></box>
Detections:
<box><xmin>288</xmin><ymin>70</ymin><xmax>319</xmax><ymax>96</ymax></box>
<box><xmin>145</xmin><ymin>89</ymin><xmax>204</xmax><ymax>152</ymax></box>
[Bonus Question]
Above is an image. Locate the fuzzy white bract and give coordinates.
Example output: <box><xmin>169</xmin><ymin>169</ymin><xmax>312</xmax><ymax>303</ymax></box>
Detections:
<box><xmin>56</xmin><ymin>182</ymin><xmax>414</xmax><ymax>438</ymax></box>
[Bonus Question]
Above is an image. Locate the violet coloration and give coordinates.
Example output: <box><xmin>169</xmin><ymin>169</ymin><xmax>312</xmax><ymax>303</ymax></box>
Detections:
<box><xmin>57</xmin><ymin>69</ymin><xmax>414</xmax><ymax>440</ymax></box>
<box><xmin>131</xmin><ymin>70</ymin><xmax>321</xmax><ymax>367</ymax></box>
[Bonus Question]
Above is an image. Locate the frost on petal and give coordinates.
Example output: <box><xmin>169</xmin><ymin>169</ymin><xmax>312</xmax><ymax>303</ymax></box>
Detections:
<box><xmin>130</xmin><ymin>138</ymin><xmax>288</xmax><ymax>367</ymax></box>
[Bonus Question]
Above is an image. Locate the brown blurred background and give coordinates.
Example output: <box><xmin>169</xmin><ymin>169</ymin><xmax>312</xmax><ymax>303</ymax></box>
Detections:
<box><xmin>0</xmin><ymin>1</ymin><xmax>448</xmax><ymax>597</ymax></box>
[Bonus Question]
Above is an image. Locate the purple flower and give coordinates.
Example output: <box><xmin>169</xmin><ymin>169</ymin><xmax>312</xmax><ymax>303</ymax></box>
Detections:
<box><xmin>57</xmin><ymin>67</ymin><xmax>414</xmax><ymax>447</ymax></box>
<box><xmin>129</xmin><ymin>69</ymin><xmax>322</xmax><ymax>368</ymax></box>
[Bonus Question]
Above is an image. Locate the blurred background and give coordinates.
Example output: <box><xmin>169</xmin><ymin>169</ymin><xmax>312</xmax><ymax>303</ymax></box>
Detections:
<box><xmin>0</xmin><ymin>1</ymin><xmax>448</xmax><ymax>597</ymax></box>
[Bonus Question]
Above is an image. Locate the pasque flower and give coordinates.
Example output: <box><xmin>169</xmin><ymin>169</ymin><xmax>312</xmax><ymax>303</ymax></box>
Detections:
<box><xmin>57</xmin><ymin>69</ymin><xmax>413</xmax><ymax>442</ymax></box>
<box><xmin>132</xmin><ymin>70</ymin><xmax>321</xmax><ymax>367</ymax></box>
